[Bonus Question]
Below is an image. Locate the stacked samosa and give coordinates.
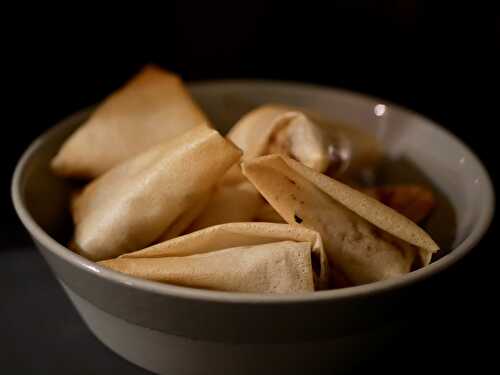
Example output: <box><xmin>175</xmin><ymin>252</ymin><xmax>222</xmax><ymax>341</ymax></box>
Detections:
<box><xmin>186</xmin><ymin>105</ymin><xmax>340</xmax><ymax>231</ymax></box>
<box><xmin>52</xmin><ymin>65</ymin><xmax>438</xmax><ymax>294</ymax></box>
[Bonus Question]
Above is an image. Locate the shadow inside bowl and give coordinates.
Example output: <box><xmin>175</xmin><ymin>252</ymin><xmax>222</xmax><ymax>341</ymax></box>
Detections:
<box><xmin>20</xmin><ymin>111</ymin><xmax>90</xmax><ymax>247</ymax></box>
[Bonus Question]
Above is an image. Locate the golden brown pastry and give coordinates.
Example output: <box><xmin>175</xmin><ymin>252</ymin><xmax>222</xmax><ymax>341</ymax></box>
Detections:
<box><xmin>242</xmin><ymin>155</ymin><xmax>439</xmax><ymax>286</ymax></box>
<box><xmin>223</xmin><ymin>105</ymin><xmax>333</xmax><ymax>184</ymax></box>
<box><xmin>71</xmin><ymin>126</ymin><xmax>241</xmax><ymax>261</ymax></box>
<box><xmin>225</xmin><ymin>105</ymin><xmax>383</xmax><ymax>183</ymax></box>
<box><xmin>100</xmin><ymin>222</ymin><xmax>329</xmax><ymax>293</ymax></box>
<box><xmin>187</xmin><ymin>181</ymin><xmax>264</xmax><ymax>232</ymax></box>
<box><xmin>52</xmin><ymin>65</ymin><xmax>209</xmax><ymax>179</ymax></box>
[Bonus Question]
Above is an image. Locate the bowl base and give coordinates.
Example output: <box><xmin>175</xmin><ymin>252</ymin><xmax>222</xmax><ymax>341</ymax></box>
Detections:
<box><xmin>61</xmin><ymin>282</ymin><xmax>402</xmax><ymax>375</ymax></box>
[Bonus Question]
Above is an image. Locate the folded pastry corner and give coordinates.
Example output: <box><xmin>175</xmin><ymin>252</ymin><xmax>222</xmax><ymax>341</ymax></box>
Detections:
<box><xmin>71</xmin><ymin>125</ymin><xmax>241</xmax><ymax>261</ymax></box>
<box><xmin>242</xmin><ymin>155</ymin><xmax>438</xmax><ymax>286</ymax></box>
<box><xmin>99</xmin><ymin>222</ymin><xmax>329</xmax><ymax>294</ymax></box>
<box><xmin>52</xmin><ymin>65</ymin><xmax>209</xmax><ymax>179</ymax></box>
<box><xmin>223</xmin><ymin>105</ymin><xmax>333</xmax><ymax>184</ymax></box>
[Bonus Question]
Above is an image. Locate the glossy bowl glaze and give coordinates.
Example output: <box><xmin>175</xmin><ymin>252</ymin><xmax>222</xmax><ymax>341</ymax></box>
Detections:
<box><xmin>12</xmin><ymin>81</ymin><xmax>494</xmax><ymax>375</ymax></box>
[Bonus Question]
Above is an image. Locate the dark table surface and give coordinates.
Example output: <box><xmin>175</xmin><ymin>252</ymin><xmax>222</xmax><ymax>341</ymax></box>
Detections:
<box><xmin>1</xmin><ymin>247</ymin><xmax>151</xmax><ymax>374</ymax></box>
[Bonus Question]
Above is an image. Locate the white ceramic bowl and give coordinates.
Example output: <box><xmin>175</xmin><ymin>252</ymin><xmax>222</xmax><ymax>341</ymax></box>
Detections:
<box><xmin>12</xmin><ymin>81</ymin><xmax>494</xmax><ymax>375</ymax></box>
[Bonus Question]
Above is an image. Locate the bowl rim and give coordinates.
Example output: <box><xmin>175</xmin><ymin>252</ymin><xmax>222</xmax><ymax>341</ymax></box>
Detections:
<box><xmin>11</xmin><ymin>79</ymin><xmax>495</xmax><ymax>304</ymax></box>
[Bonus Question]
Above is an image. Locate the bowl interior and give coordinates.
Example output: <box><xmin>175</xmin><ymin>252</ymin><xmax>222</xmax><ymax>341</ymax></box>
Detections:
<box><xmin>16</xmin><ymin>81</ymin><xmax>493</xmax><ymax>283</ymax></box>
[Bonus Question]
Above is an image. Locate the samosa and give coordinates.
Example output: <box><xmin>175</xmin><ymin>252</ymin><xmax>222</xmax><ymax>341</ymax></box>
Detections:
<box><xmin>100</xmin><ymin>222</ymin><xmax>329</xmax><ymax>294</ymax></box>
<box><xmin>71</xmin><ymin>126</ymin><xmax>241</xmax><ymax>261</ymax></box>
<box><xmin>242</xmin><ymin>155</ymin><xmax>439</xmax><ymax>286</ymax></box>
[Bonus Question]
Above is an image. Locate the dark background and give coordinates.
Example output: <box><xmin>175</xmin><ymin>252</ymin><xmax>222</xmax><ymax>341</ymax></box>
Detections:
<box><xmin>2</xmin><ymin>2</ymin><xmax>498</xmax><ymax>373</ymax></box>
